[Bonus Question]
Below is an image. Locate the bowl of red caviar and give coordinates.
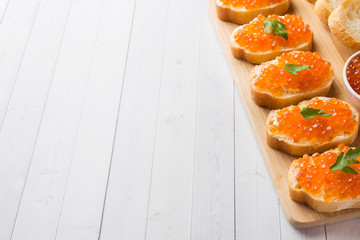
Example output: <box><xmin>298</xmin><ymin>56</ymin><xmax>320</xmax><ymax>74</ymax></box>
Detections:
<box><xmin>344</xmin><ymin>51</ymin><xmax>360</xmax><ymax>109</ymax></box>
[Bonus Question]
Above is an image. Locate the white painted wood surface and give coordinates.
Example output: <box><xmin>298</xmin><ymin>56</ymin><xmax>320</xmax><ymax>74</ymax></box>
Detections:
<box><xmin>0</xmin><ymin>0</ymin><xmax>359</xmax><ymax>239</ymax></box>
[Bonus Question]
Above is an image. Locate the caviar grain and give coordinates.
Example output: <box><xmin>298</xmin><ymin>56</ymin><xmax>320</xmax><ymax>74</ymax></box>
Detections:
<box><xmin>346</xmin><ymin>54</ymin><xmax>360</xmax><ymax>95</ymax></box>
<box><xmin>221</xmin><ymin>0</ymin><xmax>285</xmax><ymax>9</ymax></box>
<box><xmin>233</xmin><ymin>14</ymin><xmax>312</xmax><ymax>52</ymax></box>
<box><xmin>254</xmin><ymin>52</ymin><xmax>331</xmax><ymax>95</ymax></box>
<box><xmin>270</xmin><ymin>98</ymin><xmax>357</xmax><ymax>142</ymax></box>
<box><xmin>296</xmin><ymin>144</ymin><xmax>360</xmax><ymax>201</ymax></box>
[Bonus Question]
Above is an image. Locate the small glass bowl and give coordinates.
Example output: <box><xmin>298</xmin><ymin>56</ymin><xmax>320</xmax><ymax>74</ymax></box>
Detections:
<box><xmin>343</xmin><ymin>51</ymin><xmax>360</xmax><ymax>110</ymax></box>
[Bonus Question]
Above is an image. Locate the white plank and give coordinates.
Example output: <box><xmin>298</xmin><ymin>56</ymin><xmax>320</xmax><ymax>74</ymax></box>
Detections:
<box><xmin>9</xmin><ymin>0</ymin><xmax>106</xmax><ymax>239</ymax></box>
<box><xmin>53</xmin><ymin>0</ymin><xmax>136</xmax><ymax>239</ymax></box>
<box><xmin>0</xmin><ymin>0</ymin><xmax>71</xmax><ymax>238</ymax></box>
<box><xmin>325</xmin><ymin>218</ymin><xmax>360</xmax><ymax>240</ymax></box>
<box><xmin>234</xmin><ymin>91</ymin><xmax>281</xmax><ymax>239</ymax></box>
<box><xmin>0</xmin><ymin>0</ymin><xmax>130</xmax><ymax>239</ymax></box>
<box><xmin>0</xmin><ymin>0</ymin><xmax>42</xmax><ymax>124</ymax></box>
<box><xmin>256</xmin><ymin>134</ymin><xmax>282</xmax><ymax>239</ymax></box>
<box><xmin>280</xmin><ymin>208</ymin><xmax>326</xmax><ymax>240</ymax></box>
<box><xmin>0</xmin><ymin>0</ymin><xmax>9</xmax><ymax>21</ymax></box>
<box><xmin>234</xmin><ymin>91</ymin><xmax>258</xmax><ymax>239</ymax></box>
<box><xmin>190</xmin><ymin>3</ymin><xmax>234</xmax><ymax>239</ymax></box>
<box><xmin>98</xmin><ymin>0</ymin><xmax>168</xmax><ymax>239</ymax></box>
<box><xmin>144</xmin><ymin>0</ymin><xmax>202</xmax><ymax>239</ymax></box>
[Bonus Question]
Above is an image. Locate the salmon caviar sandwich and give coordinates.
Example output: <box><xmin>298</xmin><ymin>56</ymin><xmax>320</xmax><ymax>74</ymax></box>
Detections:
<box><xmin>266</xmin><ymin>97</ymin><xmax>359</xmax><ymax>156</ymax></box>
<box><xmin>250</xmin><ymin>51</ymin><xmax>334</xmax><ymax>109</ymax></box>
<box><xmin>231</xmin><ymin>14</ymin><xmax>313</xmax><ymax>64</ymax></box>
<box><xmin>289</xmin><ymin>144</ymin><xmax>360</xmax><ymax>212</ymax></box>
<box><xmin>216</xmin><ymin>0</ymin><xmax>290</xmax><ymax>25</ymax></box>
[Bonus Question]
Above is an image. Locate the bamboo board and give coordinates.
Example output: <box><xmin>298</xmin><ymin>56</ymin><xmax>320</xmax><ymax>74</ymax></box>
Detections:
<box><xmin>209</xmin><ymin>0</ymin><xmax>360</xmax><ymax>229</ymax></box>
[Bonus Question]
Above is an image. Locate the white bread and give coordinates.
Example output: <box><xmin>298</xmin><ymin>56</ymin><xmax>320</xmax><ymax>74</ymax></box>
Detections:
<box><xmin>314</xmin><ymin>0</ymin><xmax>344</xmax><ymax>26</ymax></box>
<box><xmin>215</xmin><ymin>0</ymin><xmax>290</xmax><ymax>25</ymax></box>
<box><xmin>266</xmin><ymin>97</ymin><xmax>359</xmax><ymax>156</ymax></box>
<box><xmin>328</xmin><ymin>0</ymin><xmax>360</xmax><ymax>51</ymax></box>
<box><xmin>230</xmin><ymin>16</ymin><xmax>313</xmax><ymax>64</ymax></box>
<box><xmin>289</xmin><ymin>147</ymin><xmax>360</xmax><ymax>212</ymax></box>
<box><xmin>250</xmin><ymin>51</ymin><xmax>334</xmax><ymax>109</ymax></box>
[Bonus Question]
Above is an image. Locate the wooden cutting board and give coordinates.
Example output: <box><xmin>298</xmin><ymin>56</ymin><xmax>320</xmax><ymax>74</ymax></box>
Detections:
<box><xmin>209</xmin><ymin>0</ymin><xmax>360</xmax><ymax>229</ymax></box>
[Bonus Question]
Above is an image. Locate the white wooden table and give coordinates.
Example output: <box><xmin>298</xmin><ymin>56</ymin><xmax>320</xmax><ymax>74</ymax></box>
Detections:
<box><xmin>0</xmin><ymin>0</ymin><xmax>359</xmax><ymax>239</ymax></box>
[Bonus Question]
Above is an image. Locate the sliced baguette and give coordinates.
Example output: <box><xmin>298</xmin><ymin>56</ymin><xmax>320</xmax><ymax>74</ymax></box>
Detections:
<box><xmin>230</xmin><ymin>15</ymin><xmax>313</xmax><ymax>64</ymax></box>
<box><xmin>289</xmin><ymin>146</ymin><xmax>360</xmax><ymax>212</ymax></box>
<box><xmin>314</xmin><ymin>0</ymin><xmax>344</xmax><ymax>26</ymax></box>
<box><xmin>266</xmin><ymin>97</ymin><xmax>359</xmax><ymax>156</ymax></box>
<box><xmin>250</xmin><ymin>51</ymin><xmax>334</xmax><ymax>109</ymax></box>
<box><xmin>216</xmin><ymin>0</ymin><xmax>290</xmax><ymax>25</ymax></box>
<box><xmin>328</xmin><ymin>0</ymin><xmax>360</xmax><ymax>51</ymax></box>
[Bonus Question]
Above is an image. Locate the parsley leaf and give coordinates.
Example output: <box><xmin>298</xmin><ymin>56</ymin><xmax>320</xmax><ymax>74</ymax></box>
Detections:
<box><xmin>300</xmin><ymin>108</ymin><xmax>332</xmax><ymax>119</ymax></box>
<box><xmin>284</xmin><ymin>64</ymin><xmax>311</xmax><ymax>75</ymax></box>
<box><xmin>263</xmin><ymin>20</ymin><xmax>288</xmax><ymax>40</ymax></box>
<box><xmin>330</xmin><ymin>147</ymin><xmax>360</xmax><ymax>174</ymax></box>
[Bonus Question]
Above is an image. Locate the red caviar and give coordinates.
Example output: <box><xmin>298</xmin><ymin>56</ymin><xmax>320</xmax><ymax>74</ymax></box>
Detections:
<box><xmin>254</xmin><ymin>52</ymin><xmax>332</xmax><ymax>95</ymax></box>
<box><xmin>295</xmin><ymin>144</ymin><xmax>360</xmax><ymax>201</ymax></box>
<box><xmin>346</xmin><ymin>54</ymin><xmax>360</xmax><ymax>95</ymax></box>
<box><xmin>270</xmin><ymin>98</ymin><xmax>357</xmax><ymax>142</ymax></box>
<box><xmin>233</xmin><ymin>14</ymin><xmax>312</xmax><ymax>52</ymax></box>
<box><xmin>220</xmin><ymin>0</ymin><xmax>284</xmax><ymax>9</ymax></box>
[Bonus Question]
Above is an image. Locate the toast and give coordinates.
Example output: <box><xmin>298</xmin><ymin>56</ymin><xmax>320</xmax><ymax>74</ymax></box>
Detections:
<box><xmin>230</xmin><ymin>14</ymin><xmax>313</xmax><ymax>64</ymax></box>
<box><xmin>289</xmin><ymin>145</ymin><xmax>360</xmax><ymax>212</ymax></box>
<box><xmin>328</xmin><ymin>0</ymin><xmax>360</xmax><ymax>51</ymax></box>
<box><xmin>266</xmin><ymin>97</ymin><xmax>359</xmax><ymax>156</ymax></box>
<box><xmin>215</xmin><ymin>0</ymin><xmax>290</xmax><ymax>25</ymax></box>
<box><xmin>250</xmin><ymin>51</ymin><xmax>334</xmax><ymax>109</ymax></box>
<box><xmin>314</xmin><ymin>0</ymin><xmax>344</xmax><ymax>26</ymax></box>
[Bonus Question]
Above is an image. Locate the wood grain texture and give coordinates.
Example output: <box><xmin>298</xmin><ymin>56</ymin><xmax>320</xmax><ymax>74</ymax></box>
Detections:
<box><xmin>3</xmin><ymin>0</ymin><xmax>73</xmax><ymax>239</ymax></box>
<box><xmin>54</xmin><ymin>0</ymin><xmax>136</xmax><ymax>239</ymax></box>
<box><xmin>99</xmin><ymin>0</ymin><xmax>167</xmax><ymax>238</ymax></box>
<box><xmin>144</xmin><ymin>0</ymin><xmax>202</xmax><ymax>239</ymax></box>
<box><xmin>0</xmin><ymin>0</ymin><xmax>54</xmax><ymax>238</ymax></box>
<box><xmin>235</xmin><ymin>92</ymin><xmax>282</xmax><ymax>238</ymax></box>
<box><xmin>0</xmin><ymin>0</ymin><xmax>41</xmax><ymax>125</ymax></box>
<box><xmin>209</xmin><ymin>0</ymin><xmax>360</xmax><ymax>228</ymax></box>
<box><xmin>190</xmin><ymin>0</ymin><xmax>235</xmax><ymax>237</ymax></box>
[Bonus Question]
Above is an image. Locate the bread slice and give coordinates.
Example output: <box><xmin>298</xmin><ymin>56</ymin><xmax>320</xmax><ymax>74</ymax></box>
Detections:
<box><xmin>266</xmin><ymin>97</ymin><xmax>359</xmax><ymax>156</ymax></box>
<box><xmin>215</xmin><ymin>0</ymin><xmax>290</xmax><ymax>25</ymax></box>
<box><xmin>230</xmin><ymin>15</ymin><xmax>313</xmax><ymax>64</ymax></box>
<box><xmin>289</xmin><ymin>146</ymin><xmax>360</xmax><ymax>212</ymax></box>
<box><xmin>314</xmin><ymin>0</ymin><xmax>344</xmax><ymax>26</ymax></box>
<box><xmin>328</xmin><ymin>0</ymin><xmax>360</xmax><ymax>51</ymax></box>
<box><xmin>250</xmin><ymin>51</ymin><xmax>334</xmax><ymax>109</ymax></box>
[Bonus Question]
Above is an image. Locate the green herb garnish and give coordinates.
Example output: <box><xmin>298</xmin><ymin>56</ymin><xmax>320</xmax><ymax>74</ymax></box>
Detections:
<box><xmin>300</xmin><ymin>108</ymin><xmax>332</xmax><ymax>119</ymax></box>
<box><xmin>263</xmin><ymin>20</ymin><xmax>288</xmax><ymax>40</ymax></box>
<box><xmin>284</xmin><ymin>64</ymin><xmax>311</xmax><ymax>75</ymax></box>
<box><xmin>330</xmin><ymin>147</ymin><xmax>360</xmax><ymax>174</ymax></box>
